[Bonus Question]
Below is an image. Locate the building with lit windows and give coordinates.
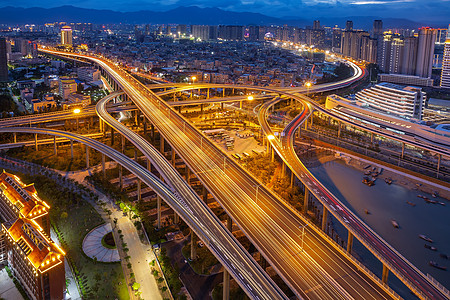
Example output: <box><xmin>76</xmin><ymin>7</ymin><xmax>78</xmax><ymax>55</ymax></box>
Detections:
<box><xmin>60</xmin><ymin>26</ymin><xmax>72</xmax><ymax>46</ymax></box>
<box><xmin>441</xmin><ymin>33</ymin><xmax>450</xmax><ymax>88</ymax></box>
<box><xmin>0</xmin><ymin>171</ymin><xmax>65</xmax><ymax>300</ymax></box>
<box><xmin>58</xmin><ymin>77</ymin><xmax>77</xmax><ymax>100</ymax></box>
<box><xmin>355</xmin><ymin>82</ymin><xmax>426</xmax><ymax>120</ymax></box>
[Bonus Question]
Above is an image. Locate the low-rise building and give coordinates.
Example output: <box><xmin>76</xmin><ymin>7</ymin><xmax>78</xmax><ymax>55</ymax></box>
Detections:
<box><xmin>58</xmin><ymin>77</ymin><xmax>77</xmax><ymax>100</ymax></box>
<box><xmin>32</xmin><ymin>94</ymin><xmax>57</xmax><ymax>113</ymax></box>
<box><xmin>0</xmin><ymin>171</ymin><xmax>65</xmax><ymax>300</ymax></box>
<box><xmin>77</xmin><ymin>67</ymin><xmax>101</xmax><ymax>83</ymax></box>
<box><xmin>62</xmin><ymin>93</ymin><xmax>91</xmax><ymax>109</ymax></box>
<box><xmin>378</xmin><ymin>74</ymin><xmax>434</xmax><ymax>87</ymax></box>
<box><xmin>355</xmin><ymin>82</ymin><xmax>426</xmax><ymax>120</ymax></box>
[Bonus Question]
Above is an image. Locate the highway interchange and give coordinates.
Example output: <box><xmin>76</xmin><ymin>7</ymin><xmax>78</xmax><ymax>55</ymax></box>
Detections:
<box><xmin>7</xmin><ymin>46</ymin><xmax>445</xmax><ymax>299</ymax></box>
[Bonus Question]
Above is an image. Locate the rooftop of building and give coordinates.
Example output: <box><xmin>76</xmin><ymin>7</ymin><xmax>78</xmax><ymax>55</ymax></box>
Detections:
<box><xmin>0</xmin><ymin>170</ymin><xmax>50</xmax><ymax>220</ymax></box>
<box><xmin>2</xmin><ymin>217</ymin><xmax>65</xmax><ymax>273</ymax></box>
<box><xmin>372</xmin><ymin>82</ymin><xmax>423</xmax><ymax>94</ymax></box>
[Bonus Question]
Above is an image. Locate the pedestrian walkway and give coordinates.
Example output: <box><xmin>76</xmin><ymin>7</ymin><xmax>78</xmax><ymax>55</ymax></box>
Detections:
<box><xmin>82</xmin><ymin>223</ymin><xmax>120</xmax><ymax>262</ymax></box>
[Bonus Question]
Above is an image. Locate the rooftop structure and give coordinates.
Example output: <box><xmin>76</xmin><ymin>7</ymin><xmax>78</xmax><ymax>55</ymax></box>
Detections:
<box><xmin>0</xmin><ymin>171</ymin><xmax>65</xmax><ymax>300</ymax></box>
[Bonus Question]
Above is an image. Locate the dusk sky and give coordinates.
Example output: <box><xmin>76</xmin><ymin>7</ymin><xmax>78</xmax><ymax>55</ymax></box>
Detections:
<box><xmin>1</xmin><ymin>0</ymin><xmax>449</xmax><ymax>23</ymax></box>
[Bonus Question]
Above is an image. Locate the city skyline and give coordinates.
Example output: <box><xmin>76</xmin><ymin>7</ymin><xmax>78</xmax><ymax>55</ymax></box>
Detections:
<box><xmin>0</xmin><ymin>1</ymin><xmax>449</xmax><ymax>24</ymax></box>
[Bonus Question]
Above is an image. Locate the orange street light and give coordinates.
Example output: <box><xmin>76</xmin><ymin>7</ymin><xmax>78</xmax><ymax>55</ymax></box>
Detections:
<box><xmin>247</xmin><ymin>95</ymin><xmax>254</xmax><ymax>101</ymax></box>
<box><xmin>73</xmin><ymin>108</ymin><xmax>81</xmax><ymax>114</ymax></box>
<box><xmin>267</xmin><ymin>134</ymin><xmax>275</xmax><ymax>140</ymax></box>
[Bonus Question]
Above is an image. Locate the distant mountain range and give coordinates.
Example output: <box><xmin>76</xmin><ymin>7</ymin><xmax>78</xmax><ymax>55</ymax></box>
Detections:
<box><xmin>0</xmin><ymin>5</ymin><xmax>438</xmax><ymax>30</ymax></box>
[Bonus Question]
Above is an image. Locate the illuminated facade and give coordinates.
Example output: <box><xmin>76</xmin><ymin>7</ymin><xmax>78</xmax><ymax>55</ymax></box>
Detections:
<box><xmin>441</xmin><ymin>38</ymin><xmax>450</xmax><ymax>89</ymax></box>
<box><xmin>355</xmin><ymin>82</ymin><xmax>426</xmax><ymax>120</ymax></box>
<box><xmin>0</xmin><ymin>171</ymin><xmax>65</xmax><ymax>300</ymax></box>
<box><xmin>60</xmin><ymin>26</ymin><xmax>72</xmax><ymax>46</ymax></box>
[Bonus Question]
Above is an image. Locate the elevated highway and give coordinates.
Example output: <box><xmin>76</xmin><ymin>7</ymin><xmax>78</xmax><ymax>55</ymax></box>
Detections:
<box><xmin>258</xmin><ymin>97</ymin><xmax>449</xmax><ymax>300</ymax></box>
<box><xmin>0</xmin><ymin>126</ymin><xmax>287</xmax><ymax>300</ymax></box>
<box><xmin>38</xmin><ymin>47</ymin><xmax>400</xmax><ymax>300</ymax></box>
<box><xmin>95</xmin><ymin>91</ymin><xmax>288</xmax><ymax>299</ymax></box>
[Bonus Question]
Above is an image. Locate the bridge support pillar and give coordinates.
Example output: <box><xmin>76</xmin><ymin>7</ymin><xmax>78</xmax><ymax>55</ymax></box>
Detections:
<box><xmin>221</xmin><ymin>102</ymin><xmax>224</xmax><ymax>110</ymax></box>
<box><xmin>85</xmin><ymin>146</ymin><xmax>89</xmax><ymax>169</ymax></box>
<box><xmin>34</xmin><ymin>133</ymin><xmax>38</xmax><ymax>151</ymax></box>
<box><xmin>134</xmin><ymin>111</ymin><xmax>138</xmax><ymax>125</ymax></box>
<box><xmin>223</xmin><ymin>267</ymin><xmax>230</xmax><ymax>300</ymax></box>
<box><xmin>239</xmin><ymin>101</ymin><xmax>243</xmax><ymax>109</ymax></box>
<box><xmin>190</xmin><ymin>228</ymin><xmax>196</xmax><ymax>260</ymax></box>
<box><xmin>290</xmin><ymin>171</ymin><xmax>294</xmax><ymax>188</ymax></box>
<box><xmin>207</xmin><ymin>89</ymin><xmax>210</xmax><ymax>99</ymax></box>
<box><xmin>185</xmin><ymin>167</ymin><xmax>191</xmax><ymax>185</ymax></box>
<box><xmin>143</xmin><ymin>119</ymin><xmax>147</xmax><ymax>135</ymax></box>
<box><xmin>151</xmin><ymin>124</ymin><xmax>155</xmax><ymax>142</ymax></box>
<box><xmin>71</xmin><ymin>140</ymin><xmax>74</xmax><ymax>159</ymax></box>
<box><xmin>337</xmin><ymin>122</ymin><xmax>341</xmax><ymax>138</ymax></box>
<box><xmin>347</xmin><ymin>232</ymin><xmax>354</xmax><ymax>253</ymax></box>
<box><xmin>160</xmin><ymin>134</ymin><xmax>165</xmax><ymax>155</ymax></box>
<box><xmin>102</xmin><ymin>154</ymin><xmax>106</xmax><ymax>179</ymax></box>
<box><xmin>371</xmin><ymin>132</ymin><xmax>374</xmax><ymax>144</ymax></box>
<box><xmin>110</xmin><ymin>127</ymin><xmax>114</xmax><ymax>146</ymax></box>
<box><xmin>437</xmin><ymin>154</ymin><xmax>441</xmax><ymax>178</ymax></box>
<box><xmin>171</xmin><ymin>148</ymin><xmax>176</xmax><ymax>167</ymax></box>
<box><xmin>137</xmin><ymin>179</ymin><xmax>141</xmax><ymax>202</ymax></box>
<box><xmin>147</xmin><ymin>158</ymin><xmax>151</xmax><ymax>172</ymax></box>
<box><xmin>382</xmin><ymin>264</ymin><xmax>389</xmax><ymax>284</ymax></box>
<box><xmin>281</xmin><ymin>162</ymin><xmax>286</xmax><ymax>177</ymax></box>
<box><xmin>13</xmin><ymin>132</ymin><xmax>16</xmax><ymax>144</ymax></box>
<box><xmin>157</xmin><ymin>195</ymin><xmax>161</xmax><ymax>230</ymax></box>
<box><xmin>200</xmin><ymin>104</ymin><xmax>204</xmax><ymax>114</ymax></box>
<box><xmin>270</xmin><ymin>145</ymin><xmax>274</xmax><ymax>162</ymax></box>
<box><xmin>121</xmin><ymin>135</ymin><xmax>125</xmax><ymax>154</ymax></box>
<box><xmin>202</xmin><ymin>186</ymin><xmax>208</xmax><ymax>204</ymax></box>
<box><xmin>304</xmin><ymin>119</ymin><xmax>308</xmax><ymax>130</ymax></box>
<box><xmin>322</xmin><ymin>208</ymin><xmax>328</xmax><ymax>231</ymax></box>
<box><xmin>134</xmin><ymin>149</ymin><xmax>138</xmax><ymax>161</ymax></box>
<box><xmin>310</xmin><ymin>112</ymin><xmax>314</xmax><ymax>128</ymax></box>
<box><xmin>304</xmin><ymin>189</ymin><xmax>309</xmax><ymax>212</ymax></box>
<box><xmin>53</xmin><ymin>136</ymin><xmax>57</xmax><ymax>155</ymax></box>
<box><xmin>401</xmin><ymin>143</ymin><xmax>405</xmax><ymax>159</ymax></box>
<box><xmin>119</xmin><ymin>165</ymin><xmax>123</xmax><ymax>190</ymax></box>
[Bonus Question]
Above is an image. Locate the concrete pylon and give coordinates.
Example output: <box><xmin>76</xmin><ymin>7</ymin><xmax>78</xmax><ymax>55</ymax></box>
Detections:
<box><xmin>382</xmin><ymin>265</ymin><xmax>389</xmax><ymax>283</ymax></box>
<box><xmin>202</xmin><ymin>186</ymin><xmax>208</xmax><ymax>204</ymax></box>
<box><xmin>85</xmin><ymin>146</ymin><xmax>89</xmax><ymax>169</ymax></box>
<box><xmin>157</xmin><ymin>195</ymin><xmax>161</xmax><ymax>230</ymax></box>
<box><xmin>304</xmin><ymin>189</ymin><xmax>309</xmax><ymax>212</ymax></box>
<box><xmin>322</xmin><ymin>208</ymin><xmax>328</xmax><ymax>231</ymax></box>
<box><xmin>347</xmin><ymin>232</ymin><xmax>354</xmax><ymax>253</ymax></box>
<box><xmin>119</xmin><ymin>165</ymin><xmax>123</xmax><ymax>190</ymax></box>
<box><xmin>70</xmin><ymin>140</ymin><xmax>74</xmax><ymax>159</ymax></box>
<box><xmin>137</xmin><ymin>179</ymin><xmax>141</xmax><ymax>201</ymax></box>
<box><xmin>190</xmin><ymin>228</ymin><xmax>196</xmax><ymax>260</ymax></box>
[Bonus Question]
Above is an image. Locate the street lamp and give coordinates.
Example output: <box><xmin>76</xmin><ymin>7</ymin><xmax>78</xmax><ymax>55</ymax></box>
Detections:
<box><xmin>305</xmin><ymin>82</ymin><xmax>312</xmax><ymax>96</ymax></box>
<box><xmin>247</xmin><ymin>95</ymin><xmax>254</xmax><ymax>101</ymax></box>
<box><xmin>267</xmin><ymin>134</ymin><xmax>275</xmax><ymax>141</ymax></box>
<box><xmin>73</xmin><ymin>108</ymin><xmax>81</xmax><ymax>131</ymax></box>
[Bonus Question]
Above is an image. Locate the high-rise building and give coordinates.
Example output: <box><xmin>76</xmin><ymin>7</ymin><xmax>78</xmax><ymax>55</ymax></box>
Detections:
<box><xmin>441</xmin><ymin>29</ymin><xmax>450</xmax><ymax>88</ymax></box>
<box><xmin>401</xmin><ymin>37</ymin><xmax>418</xmax><ymax>75</ymax></box>
<box><xmin>313</xmin><ymin>20</ymin><xmax>321</xmax><ymax>30</ymax></box>
<box><xmin>0</xmin><ymin>38</ymin><xmax>8</xmax><ymax>82</ymax></box>
<box><xmin>388</xmin><ymin>37</ymin><xmax>404</xmax><ymax>74</ymax></box>
<box><xmin>372</xmin><ymin>20</ymin><xmax>383</xmax><ymax>39</ymax></box>
<box><xmin>247</xmin><ymin>26</ymin><xmax>261</xmax><ymax>41</ymax></box>
<box><xmin>191</xmin><ymin>25</ymin><xmax>210</xmax><ymax>41</ymax></box>
<box><xmin>332</xmin><ymin>29</ymin><xmax>342</xmax><ymax>52</ymax></box>
<box><xmin>60</xmin><ymin>26</ymin><xmax>73</xmax><ymax>46</ymax></box>
<box><xmin>346</xmin><ymin>20</ymin><xmax>353</xmax><ymax>31</ymax></box>
<box><xmin>176</xmin><ymin>24</ymin><xmax>187</xmax><ymax>37</ymax></box>
<box><xmin>415</xmin><ymin>27</ymin><xmax>437</xmax><ymax>78</ymax></box>
<box><xmin>218</xmin><ymin>25</ymin><xmax>244</xmax><ymax>40</ymax></box>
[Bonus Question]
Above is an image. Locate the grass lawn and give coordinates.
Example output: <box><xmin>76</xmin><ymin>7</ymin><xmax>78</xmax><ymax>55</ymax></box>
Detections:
<box><xmin>55</xmin><ymin>201</ymin><xmax>129</xmax><ymax>300</ymax></box>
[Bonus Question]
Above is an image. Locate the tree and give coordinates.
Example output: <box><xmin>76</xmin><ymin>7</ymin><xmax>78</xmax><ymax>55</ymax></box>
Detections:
<box><xmin>132</xmin><ymin>282</ymin><xmax>140</xmax><ymax>291</ymax></box>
